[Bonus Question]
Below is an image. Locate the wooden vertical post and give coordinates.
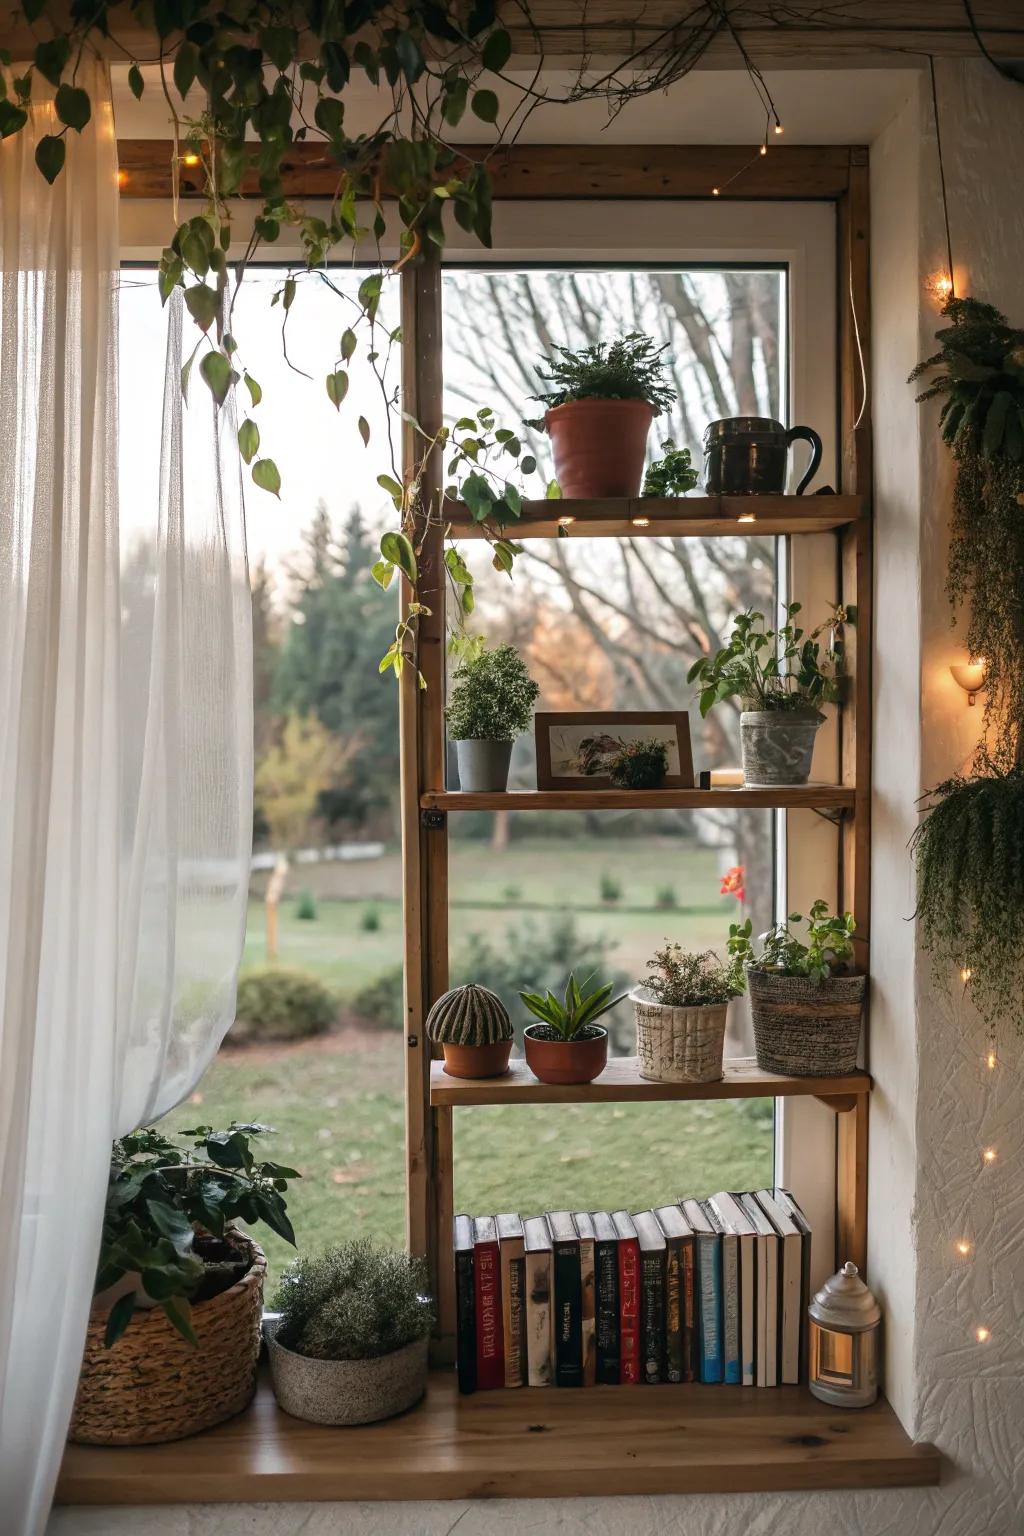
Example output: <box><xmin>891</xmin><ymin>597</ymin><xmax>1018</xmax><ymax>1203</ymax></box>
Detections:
<box><xmin>836</xmin><ymin>1093</ymin><xmax>869</xmax><ymax>1273</ymax></box>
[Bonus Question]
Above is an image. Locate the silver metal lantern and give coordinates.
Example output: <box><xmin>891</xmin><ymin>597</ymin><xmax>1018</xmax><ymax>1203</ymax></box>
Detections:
<box><xmin>808</xmin><ymin>1261</ymin><xmax>881</xmax><ymax>1408</ymax></box>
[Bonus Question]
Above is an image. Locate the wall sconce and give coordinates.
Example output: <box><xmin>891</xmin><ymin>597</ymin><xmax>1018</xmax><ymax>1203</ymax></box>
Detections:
<box><xmin>950</xmin><ymin>657</ymin><xmax>986</xmax><ymax>706</ymax></box>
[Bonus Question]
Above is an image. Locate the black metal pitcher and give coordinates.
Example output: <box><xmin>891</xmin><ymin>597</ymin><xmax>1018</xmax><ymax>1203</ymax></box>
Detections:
<box><xmin>703</xmin><ymin>416</ymin><xmax>823</xmax><ymax>496</ymax></box>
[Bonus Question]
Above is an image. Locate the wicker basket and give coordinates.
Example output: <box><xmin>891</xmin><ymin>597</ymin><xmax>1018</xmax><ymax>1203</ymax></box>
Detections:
<box><xmin>69</xmin><ymin>1234</ymin><xmax>266</xmax><ymax>1446</ymax></box>
<box><xmin>747</xmin><ymin>969</ymin><xmax>866</xmax><ymax>1076</ymax></box>
<box><xmin>632</xmin><ymin>989</ymin><xmax>727</xmax><ymax>1083</ymax></box>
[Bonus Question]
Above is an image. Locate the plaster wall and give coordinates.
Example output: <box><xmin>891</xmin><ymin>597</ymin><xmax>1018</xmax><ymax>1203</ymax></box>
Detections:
<box><xmin>50</xmin><ymin>58</ymin><xmax>1024</xmax><ymax>1536</ymax></box>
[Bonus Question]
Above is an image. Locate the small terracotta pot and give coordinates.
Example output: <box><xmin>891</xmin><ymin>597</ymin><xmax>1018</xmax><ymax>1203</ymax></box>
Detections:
<box><xmin>523</xmin><ymin>1025</ymin><xmax>609</xmax><ymax>1085</ymax></box>
<box><xmin>441</xmin><ymin>1038</ymin><xmax>513</xmax><ymax>1079</ymax></box>
<box><xmin>545</xmin><ymin>399</ymin><xmax>656</xmax><ymax>498</ymax></box>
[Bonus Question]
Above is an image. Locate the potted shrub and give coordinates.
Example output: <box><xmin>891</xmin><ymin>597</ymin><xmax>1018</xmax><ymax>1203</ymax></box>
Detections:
<box><xmin>687</xmin><ymin>601</ymin><xmax>848</xmax><ymax>786</ymax></box>
<box><xmin>526</xmin><ymin>333</ymin><xmax>677</xmax><ymax>498</ymax></box>
<box><xmin>267</xmin><ymin>1240</ymin><xmax>432</xmax><ymax>1425</ymax></box>
<box><xmin>445</xmin><ymin>641</ymin><xmax>540</xmax><ymax>793</ymax></box>
<box><xmin>631</xmin><ymin>943</ymin><xmax>745</xmax><ymax>1083</ymax></box>
<box><xmin>426</xmin><ymin>982</ymin><xmax>513</xmax><ymax>1078</ymax></box>
<box><xmin>608</xmin><ymin>737</ymin><xmax>669</xmax><ymax>789</ymax></box>
<box><xmin>728</xmin><ymin>903</ymin><xmax>866</xmax><ymax>1076</ymax></box>
<box><xmin>520</xmin><ymin>971</ymin><xmax>628</xmax><ymax>1085</ymax></box>
<box><xmin>70</xmin><ymin>1123</ymin><xmax>298</xmax><ymax>1445</ymax></box>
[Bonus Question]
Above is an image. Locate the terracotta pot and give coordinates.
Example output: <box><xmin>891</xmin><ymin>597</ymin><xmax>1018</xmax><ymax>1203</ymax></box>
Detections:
<box><xmin>545</xmin><ymin>399</ymin><xmax>655</xmax><ymax>498</ymax></box>
<box><xmin>441</xmin><ymin>1038</ymin><xmax>513</xmax><ymax>1079</ymax></box>
<box><xmin>523</xmin><ymin>1025</ymin><xmax>609</xmax><ymax>1085</ymax></box>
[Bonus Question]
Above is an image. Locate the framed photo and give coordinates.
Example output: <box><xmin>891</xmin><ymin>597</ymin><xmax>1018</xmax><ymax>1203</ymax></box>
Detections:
<box><xmin>535</xmin><ymin>711</ymin><xmax>695</xmax><ymax>791</ymax></box>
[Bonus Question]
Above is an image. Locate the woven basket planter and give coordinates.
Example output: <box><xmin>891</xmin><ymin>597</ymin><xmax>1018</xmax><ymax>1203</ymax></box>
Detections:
<box><xmin>747</xmin><ymin>969</ymin><xmax>866</xmax><ymax>1076</ymax></box>
<box><xmin>631</xmin><ymin>989</ymin><xmax>727</xmax><ymax>1083</ymax></box>
<box><xmin>69</xmin><ymin>1234</ymin><xmax>266</xmax><ymax>1446</ymax></box>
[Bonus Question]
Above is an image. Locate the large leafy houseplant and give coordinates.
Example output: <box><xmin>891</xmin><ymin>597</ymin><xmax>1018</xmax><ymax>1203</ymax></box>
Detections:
<box><xmin>687</xmin><ymin>602</ymin><xmax>848</xmax><ymax>718</ymax></box>
<box><xmin>728</xmin><ymin>903</ymin><xmax>858</xmax><ymax>984</ymax></box>
<box><xmin>526</xmin><ymin>333</ymin><xmax>677</xmax><ymax>419</ymax></box>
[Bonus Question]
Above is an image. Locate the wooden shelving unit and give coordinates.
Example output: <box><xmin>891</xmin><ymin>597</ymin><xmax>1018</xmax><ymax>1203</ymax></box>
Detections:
<box><xmin>422</xmin><ymin>784</ymin><xmax>856</xmax><ymax>813</ymax></box>
<box><xmin>444</xmin><ymin>493</ymin><xmax>862</xmax><ymax>540</ymax></box>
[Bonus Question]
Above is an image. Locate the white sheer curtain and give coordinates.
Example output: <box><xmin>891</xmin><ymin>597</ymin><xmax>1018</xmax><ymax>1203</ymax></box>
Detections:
<box><xmin>0</xmin><ymin>64</ymin><xmax>253</xmax><ymax>1536</ymax></box>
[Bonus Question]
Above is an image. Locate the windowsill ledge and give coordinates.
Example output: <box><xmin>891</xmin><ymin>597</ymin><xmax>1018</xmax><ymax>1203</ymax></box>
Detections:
<box><xmin>56</xmin><ymin>1371</ymin><xmax>940</xmax><ymax>1505</ymax></box>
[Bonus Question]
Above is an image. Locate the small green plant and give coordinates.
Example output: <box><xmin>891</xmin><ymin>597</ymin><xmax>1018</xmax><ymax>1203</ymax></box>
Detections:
<box><xmin>526</xmin><ymin>333</ymin><xmax>677</xmax><ymax>425</ymax></box>
<box><xmin>687</xmin><ymin>601</ymin><xmax>849</xmax><ymax>717</ymax></box>
<box><xmin>599</xmin><ymin>870</ymin><xmax>622</xmax><ymax>904</ymax></box>
<box><xmin>502</xmin><ymin>882</ymin><xmax>523</xmax><ymax>903</ymax></box>
<box><xmin>445</xmin><ymin>643</ymin><xmax>540</xmax><ymax>742</ymax></box>
<box><xmin>520</xmin><ymin>971</ymin><xmax>629</xmax><ymax>1042</ymax></box>
<box><xmin>642</xmin><ymin>943</ymin><xmax>745</xmax><ymax>1006</ymax></box>
<box><xmin>273</xmin><ymin>1241</ymin><xmax>433</xmax><ymax>1362</ymax></box>
<box><xmin>728</xmin><ymin>902</ymin><xmax>857</xmax><ymax>983</ymax></box>
<box><xmin>360</xmin><ymin>905</ymin><xmax>381</xmax><ymax>933</ymax></box>
<box><xmin>99</xmin><ymin>1124</ymin><xmax>298</xmax><ymax>1347</ymax></box>
<box><xmin>643</xmin><ymin>440</ymin><xmax>699</xmax><ymax>497</ymax></box>
<box><xmin>295</xmin><ymin>889</ymin><xmax>317</xmax><ymax>921</ymax></box>
<box><xmin>231</xmin><ymin>969</ymin><xmax>337</xmax><ymax>1044</ymax></box>
<box><xmin>655</xmin><ymin>884</ymin><xmax>678</xmax><ymax>911</ymax></box>
<box><xmin>608</xmin><ymin>737</ymin><xmax>669</xmax><ymax>789</ymax></box>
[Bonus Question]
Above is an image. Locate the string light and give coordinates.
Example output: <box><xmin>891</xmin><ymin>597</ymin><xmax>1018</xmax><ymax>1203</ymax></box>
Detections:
<box><xmin>983</xmin><ymin>1148</ymin><xmax>997</xmax><ymax>1164</ymax></box>
<box><xmin>182</xmin><ymin>152</ymin><xmax>201</xmax><ymax>167</ymax></box>
<box><xmin>927</xmin><ymin>270</ymin><xmax>954</xmax><ymax>303</ymax></box>
<box><xmin>961</xmin><ymin>966</ymin><xmax>973</xmax><ymax>982</ymax></box>
<box><xmin>116</xmin><ymin>169</ymin><xmax>129</xmax><ymax>189</ymax></box>
<box><xmin>986</xmin><ymin>1050</ymin><xmax>997</xmax><ymax>1070</ymax></box>
<box><xmin>773</xmin><ymin>121</ymin><xmax>783</xmax><ymax>135</ymax></box>
<box><xmin>712</xmin><ymin>187</ymin><xmax>720</xmax><ymax>196</ymax></box>
<box><xmin>759</xmin><ymin>144</ymin><xmax>767</xmax><ymax>156</ymax></box>
<box><xmin>956</xmin><ymin>1239</ymin><xmax>972</xmax><ymax>1256</ymax></box>
<box><xmin>975</xmin><ymin>1326</ymin><xmax>990</xmax><ymax>1343</ymax></box>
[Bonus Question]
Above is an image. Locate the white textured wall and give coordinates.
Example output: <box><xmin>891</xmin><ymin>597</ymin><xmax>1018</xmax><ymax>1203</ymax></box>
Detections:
<box><xmin>50</xmin><ymin>58</ymin><xmax>1024</xmax><ymax>1536</ymax></box>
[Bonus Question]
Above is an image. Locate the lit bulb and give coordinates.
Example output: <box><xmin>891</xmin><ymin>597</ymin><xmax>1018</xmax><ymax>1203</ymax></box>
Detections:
<box><xmin>116</xmin><ymin>168</ymin><xmax>129</xmax><ymax>189</ymax></box>
<box><xmin>712</xmin><ymin>187</ymin><xmax>720</xmax><ymax>197</ymax></box>
<box><xmin>927</xmin><ymin>271</ymin><xmax>954</xmax><ymax>301</ymax></box>
<box><xmin>631</xmin><ymin>516</ymin><xmax>650</xmax><ymax>527</ymax></box>
<box><xmin>987</xmin><ymin>1050</ymin><xmax>997</xmax><ymax>1070</ymax></box>
<box><xmin>557</xmin><ymin>515</ymin><xmax>575</xmax><ymax>526</ymax></box>
<box><xmin>961</xmin><ymin>967</ymin><xmax>973</xmax><ymax>982</ymax></box>
<box><xmin>975</xmin><ymin>1326</ymin><xmax>990</xmax><ymax>1343</ymax></box>
<box><xmin>956</xmin><ymin>1240</ymin><xmax>971</xmax><ymax>1256</ymax></box>
<box><xmin>182</xmin><ymin>152</ymin><xmax>201</xmax><ymax>167</ymax></box>
<box><xmin>759</xmin><ymin>144</ymin><xmax>767</xmax><ymax>156</ymax></box>
<box><xmin>738</xmin><ymin>513</ymin><xmax>756</xmax><ymax>523</ymax></box>
<box><xmin>774</xmin><ymin>122</ymin><xmax>783</xmax><ymax>135</ymax></box>
<box><xmin>983</xmin><ymin>1148</ymin><xmax>997</xmax><ymax>1164</ymax></box>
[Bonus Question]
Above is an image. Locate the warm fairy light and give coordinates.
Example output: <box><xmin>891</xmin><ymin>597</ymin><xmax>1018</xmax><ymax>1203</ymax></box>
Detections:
<box><xmin>987</xmin><ymin>1050</ymin><xmax>997</xmax><ymax>1070</ymax></box>
<box><xmin>182</xmin><ymin>152</ymin><xmax>201</xmax><ymax>167</ymax></box>
<box><xmin>983</xmin><ymin>1148</ymin><xmax>997</xmax><ymax>1163</ymax></box>
<box><xmin>774</xmin><ymin>122</ymin><xmax>783</xmax><ymax>135</ymax></box>
<box><xmin>975</xmin><ymin>1326</ymin><xmax>990</xmax><ymax>1343</ymax></box>
<box><xmin>631</xmin><ymin>516</ymin><xmax>650</xmax><ymax>527</ymax></box>
<box><xmin>712</xmin><ymin>187</ymin><xmax>720</xmax><ymax>196</ymax></box>
<box><xmin>961</xmin><ymin>967</ymin><xmax>973</xmax><ymax>982</ymax></box>
<box><xmin>759</xmin><ymin>144</ymin><xmax>767</xmax><ymax>156</ymax></box>
<box><xmin>956</xmin><ymin>1239</ymin><xmax>972</xmax><ymax>1256</ymax></box>
<box><xmin>927</xmin><ymin>270</ymin><xmax>954</xmax><ymax>302</ymax></box>
<box><xmin>738</xmin><ymin>513</ymin><xmax>756</xmax><ymax>523</ymax></box>
<box><xmin>557</xmin><ymin>515</ymin><xmax>575</xmax><ymax>526</ymax></box>
<box><xmin>117</xmin><ymin>168</ymin><xmax>129</xmax><ymax>189</ymax></box>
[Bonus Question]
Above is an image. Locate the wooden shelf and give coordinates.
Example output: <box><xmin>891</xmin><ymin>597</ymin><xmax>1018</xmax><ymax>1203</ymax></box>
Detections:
<box><xmin>422</xmin><ymin>785</ymin><xmax>856</xmax><ymax>814</ymax></box>
<box><xmin>430</xmin><ymin>1056</ymin><xmax>871</xmax><ymax>1108</ymax></box>
<box><xmin>56</xmin><ymin>1372</ymin><xmax>939</xmax><ymax>1505</ymax></box>
<box><xmin>443</xmin><ymin>494</ymin><xmax>863</xmax><ymax>540</ymax></box>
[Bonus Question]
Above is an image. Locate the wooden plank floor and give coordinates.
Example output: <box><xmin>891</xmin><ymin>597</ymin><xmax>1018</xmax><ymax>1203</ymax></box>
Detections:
<box><xmin>57</xmin><ymin>1373</ymin><xmax>940</xmax><ymax>1505</ymax></box>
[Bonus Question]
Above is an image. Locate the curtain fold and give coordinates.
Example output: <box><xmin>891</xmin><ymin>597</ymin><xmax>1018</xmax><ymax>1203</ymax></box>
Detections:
<box><xmin>0</xmin><ymin>66</ymin><xmax>253</xmax><ymax>1536</ymax></box>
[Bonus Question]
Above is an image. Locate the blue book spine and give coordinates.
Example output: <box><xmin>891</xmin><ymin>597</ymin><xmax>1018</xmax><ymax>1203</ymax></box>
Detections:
<box><xmin>697</xmin><ymin>1235</ymin><xmax>722</xmax><ymax>1383</ymax></box>
<box><xmin>721</xmin><ymin>1236</ymin><xmax>740</xmax><ymax>1384</ymax></box>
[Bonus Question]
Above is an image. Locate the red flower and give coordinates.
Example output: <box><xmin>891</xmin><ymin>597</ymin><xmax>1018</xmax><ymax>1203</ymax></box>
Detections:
<box><xmin>720</xmin><ymin>864</ymin><xmax>746</xmax><ymax>903</ymax></box>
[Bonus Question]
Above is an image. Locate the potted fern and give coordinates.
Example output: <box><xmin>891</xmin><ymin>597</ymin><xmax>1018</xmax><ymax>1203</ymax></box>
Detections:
<box><xmin>446</xmin><ymin>641</ymin><xmax>540</xmax><ymax>793</ymax></box>
<box><xmin>526</xmin><ymin>333</ymin><xmax>677</xmax><ymax>498</ymax></box>
<box><xmin>631</xmin><ymin>944</ymin><xmax>745</xmax><ymax>1084</ymax></box>
<box><xmin>426</xmin><ymin>982</ymin><xmax>514</xmax><ymax>1078</ymax></box>
<box><xmin>267</xmin><ymin>1241</ymin><xmax>433</xmax><ymax>1425</ymax></box>
<box><xmin>520</xmin><ymin>971</ymin><xmax>628</xmax><ymax>1084</ymax></box>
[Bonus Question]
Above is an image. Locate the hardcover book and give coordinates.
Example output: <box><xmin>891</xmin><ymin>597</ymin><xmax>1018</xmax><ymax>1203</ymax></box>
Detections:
<box><xmin>703</xmin><ymin>1199</ymin><xmax>739</xmax><ymax>1384</ymax></box>
<box><xmin>497</xmin><ymin>1213</ymin><xmax>527</xmax><ymax>1388</ymax></box>
<box><xmin>740</xmin><ymin>1191</ymin><xmax>779</xmax><ymax>1387</ymax></box>
<box><xmin>711</xmin><ymin>1192</ymin><xmax>756</xmax><ymax>1387</ymax></box>
<box><xmin>573</xmin><ymin>1213</ymin><xmax>597</xmax><ymax>1386</ymax></box>
<box><xmin>755</xmin><ymin>1189</ymin><xmax>802</xmax><ymax>1385</ymax></box>
<box><xmin>592</xmin><ymin>1211</ymin><xmax>620</xmax><ymax>1385</ymax></box>
<box><xmin>632</xmin><ymin>1210</ymin><xmax>667</xmax><ymax>1384</ymax></box>
<box><xmin>472</xmin><ymin>1215</ymin><xmax>504</xmax><ymax>1390</ymax></box>
<box><xmin>547</xmin><ymin>1211</ymin><xmax>583</xmax><ymax>1387</ymax></box>
<box><xmin>612</xmin><ymin>1210</ymin><xmax>641</xmax><ymax>1384</ymax></box>
<box><xmin>523</xmin><ymin>1215</ymin><xmax>554</xmax><ymax>1387</ymax></box>
<box><xmin>682</xmin><ymin>1197</ymin><xmax>722</xmax><ymax>1384</ymax></box>
<box><xmin>655</xmin><ymin>1203</ymin><xmax>695</xmax><ymax>1383</ymax></box>
<box><xmin>773</xmin><ymin>1187</ymin><xmax>813</xmax><ymax>1383</ymax></box>
<box><xmin>454</xmin><ymin>1213</ymin><xmax>476</xmax><ymax>1396</ymax></box>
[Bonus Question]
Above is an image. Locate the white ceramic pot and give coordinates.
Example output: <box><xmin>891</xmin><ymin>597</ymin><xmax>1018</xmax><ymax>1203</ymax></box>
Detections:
<box><xmin>631</xmin><ymin>987</ymin><xmax>727</xmax><ymax>1083</ymax></box>
<box><xmin>266</xmin><ymin>1324</ymin><xmax>429</xmax><ymax>1426</ymax></box>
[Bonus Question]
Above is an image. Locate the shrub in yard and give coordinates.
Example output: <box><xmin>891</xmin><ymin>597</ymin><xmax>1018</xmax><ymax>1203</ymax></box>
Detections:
<box><xmin>599</xmin><ymin>870</ymin><xmax>622</xmax><ymax>904</ymax></box>
<box><xmin>655</xmin><ymin>883</ymin><xmax>678</xmax><ymax>910</ymax></box>
<box><xmin>353</xmin><ymin>967</ymin><xmax>404</xmax><ymax>1029</ymax></box>
<box><xmin>273</xmin><ymin>1240</ymin><xmax>432</xmax><ymax>1361</ymax></box>
<box><xmin>360</xmin><ymin>905</ymin><xmax>381</xmax><ymax>933</ymax></box>
<box><xmin>295</xmin><ymin>889</ymin><xmax>318</xmax><ymax>921</ymax></box>
<box><xmin>229</xmin><ymin>969</ymin><xmax>338</xmax><ymax>1045</ymax></box>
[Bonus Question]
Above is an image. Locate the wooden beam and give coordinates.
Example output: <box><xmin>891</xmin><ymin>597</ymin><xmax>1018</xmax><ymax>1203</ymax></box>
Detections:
<box><xmin>836</xmin><ymin>1091</ymin><xmax>870</xmax><ymax>1273</ymax></box>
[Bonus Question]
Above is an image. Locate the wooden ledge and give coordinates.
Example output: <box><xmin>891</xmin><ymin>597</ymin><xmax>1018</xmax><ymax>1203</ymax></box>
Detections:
<box><xmin>57</xmin><ymin>1373</ymin><xmax>939</xmax><ymax>1504</ymax></box>
<box><xmin>421</xmin><ymin>785</ymin><xmax>856</xmax><ymax>814</ymax></box>
<box><xmin>444</xmin><ymin>494</ymin><xmax>863</xmax><ymax>540</ymax></box>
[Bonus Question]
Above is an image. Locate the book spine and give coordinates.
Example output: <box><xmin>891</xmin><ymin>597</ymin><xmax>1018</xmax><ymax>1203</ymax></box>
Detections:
<box><xmin>681</xmin><ymin>1237</ymin><xmax>696</xmax><ymax>1383</ymax></box>
<box><xmin>595</xmin><ymin>1240</ymin><xmax>620</xmax><ymax>1385</ymax></box>
<box><xmin>579</xmin><ymin>1237</ymin><xmax>596</xmax><ymax>1387</ymax></box>
<box><xmin>663</xmin><ymin>1238</ymin><xmax>683</xmax><ymax>1383</ymax></box>
<box><xmin>525</xmin><ymin>1252</ymin><xmax>553</xmax><ymax>1387</ymax></box>
<box><xmin>697</xmin><ymin>1235</ymin><xmax>722</xmax><ymax>1383</ymax></box>
<box><xmin>474</xmin><ymin>1240</ymin><xmax>504</xmax><ymax>1390</ymax></box>
<box><xmin>618</xmin><ymin>1238</ymin><xmax>641</xmax><ymax>1385</ymax></box>
<box><xmin>455</xmin><ymin>1245</ymin><xmax>477</xmax><ymax>1395</ymax></box>
<box><xmin>722</xmin><ymin>1237</ymin><xmax>740</xmax><ymax>1385</ymax></box>
<box><xmin>504</xmin><ymin>1251</ymin><xmax>526</xmax><ymax>1387</ymax></box>
<box><xmin>553</xmin><ymin>1243</ymin><xmax>583</xmax><ymax>1387</ymax></box>
<box><xmin>640</xmin><ymin>1250</ymin><xmax>665</xmax><ymax>1383</ymax></box>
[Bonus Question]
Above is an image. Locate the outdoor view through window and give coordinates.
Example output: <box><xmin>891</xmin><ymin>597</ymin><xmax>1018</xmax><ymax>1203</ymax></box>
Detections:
<box><xmin>122</xmin><ymin>262</ymin><xmax>783</xmax><ymax>1284</ymax></box>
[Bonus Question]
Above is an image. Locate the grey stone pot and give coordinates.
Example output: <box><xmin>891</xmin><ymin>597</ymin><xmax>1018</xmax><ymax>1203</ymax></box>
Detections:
<box><xmin>740</xmin><ymin>709</ymin><xmax>822</xmax><ymax>786</ymax></box>
<box><xmin>455</xmin><ymin>736</ymin><xmax>513</xmax><ymax>792</ymax></box>
<box><xmin>266</xmin><ymin>1325</ymin><xmax>429</xmax><ymax>1426</ymax></box>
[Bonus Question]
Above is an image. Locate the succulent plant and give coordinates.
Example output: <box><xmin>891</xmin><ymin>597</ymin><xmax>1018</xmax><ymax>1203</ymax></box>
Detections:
<box><xmin>425</xmin><ymin>983</ymin><xmax>512</xmax><ymax>1047</ymax></box>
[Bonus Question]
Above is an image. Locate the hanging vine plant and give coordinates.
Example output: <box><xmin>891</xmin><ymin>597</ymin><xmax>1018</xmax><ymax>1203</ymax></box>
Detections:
<box><xmin>910</xmin><ymin>295</ymin><xmax>1024</xmax><ymax>1036</ymax></box>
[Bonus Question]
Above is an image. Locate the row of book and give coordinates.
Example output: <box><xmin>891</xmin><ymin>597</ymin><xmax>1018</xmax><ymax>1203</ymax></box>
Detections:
<box><xmin>454</xmin><ymin>1188</ymin><xmax>811</xmax><ymax>1393</ymax></box>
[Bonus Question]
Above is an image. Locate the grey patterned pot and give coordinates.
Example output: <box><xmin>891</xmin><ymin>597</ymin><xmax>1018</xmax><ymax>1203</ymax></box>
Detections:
<box><xmin>455</xmin><ymin>737</ymin><xmax>513</xmax><ymax>792</ymax></box>
<box><xmin>266</xmin><ymin>1326</ymin><xmax>429</xmax><ymax>1426</ymax></box>
<box><xmin>740</xmin><ymin>709</ymin><xmax>823</xmax><ymax>786</ymax></box>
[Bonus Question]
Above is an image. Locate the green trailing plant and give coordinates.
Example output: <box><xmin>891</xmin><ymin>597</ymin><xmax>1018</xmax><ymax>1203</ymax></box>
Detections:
<box><xmin>607</xmin><ymin>737</ymin><xmax>669</xmax><ymax>790</ymax></box>
<box><xmin>687</xmin><ymin>601</ymin><xmax>849</xmax><ymax>717</ymax></box>
<box><xmin>230</xmin><ymin>968</ymin><xmax>338</xmax><ymax>1044</ymax></box>
<box><xmin>525</xmin><ymin>333</ymin><xmax>677</xmax><ymax>427</ymax></box>
<box><xmin>273</xmin><ymin>1240</ymin><xmax>432</xmax><ymax>1361</ymax></box>
<box><xmin>641</xmin><ymin>943</ymin><xmax>745</xmax><ymax>1007</ymax></box>
<box><xmin>444</xmin><ymin>642</ymin><xmax>539</xmax><ymax>741</ymax></box>
<box><xmin>727</xmin><ymin>902</ymin><xmax>857</xmax><ymax>984</ymax></box>
<box><xmin>519</xmin><ymin>971</ymin><xmax>629</xmax><ymax>1042</ymax></box>
<box><xmin>642</xmin><ymin>439</ymin><xmax>699</xmax><ymax>497</ymax></box>
<box><xmin>98</xmin><ymin>1124</ymin><xmax>299</xmax><ymax>1347</ymax></box>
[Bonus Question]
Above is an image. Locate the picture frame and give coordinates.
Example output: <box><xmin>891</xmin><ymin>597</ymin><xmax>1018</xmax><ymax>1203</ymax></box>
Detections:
<box><xmin>535</xmin><ymin>711</ymin><xmax>695</xmax><ymax>791</ymax></box>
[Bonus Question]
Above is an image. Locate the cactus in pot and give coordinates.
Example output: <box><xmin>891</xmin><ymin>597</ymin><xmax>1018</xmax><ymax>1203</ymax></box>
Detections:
<box><xmin>426</xmin><ymin>983</ymin><xmax>514</xmax><ymax>1079</ymax></box>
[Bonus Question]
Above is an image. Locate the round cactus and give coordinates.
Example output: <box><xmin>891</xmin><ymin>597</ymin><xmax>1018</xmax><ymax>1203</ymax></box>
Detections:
<box><xmin>425</xmin><ymin>983</ymin><xmax>512</xmax><ymax>1046</ymax></box>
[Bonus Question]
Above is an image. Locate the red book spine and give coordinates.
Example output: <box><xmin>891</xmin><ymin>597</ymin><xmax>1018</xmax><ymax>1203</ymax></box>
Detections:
<box><xmin>618</xmin><ymin>1238</ymin><xmax>640</xmax><ymax>1384</ymax></box>
<box><xmin>475</xmin><ymin>1240</ymin><xmax>504</xmax><ymax>1389</ymax></box>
